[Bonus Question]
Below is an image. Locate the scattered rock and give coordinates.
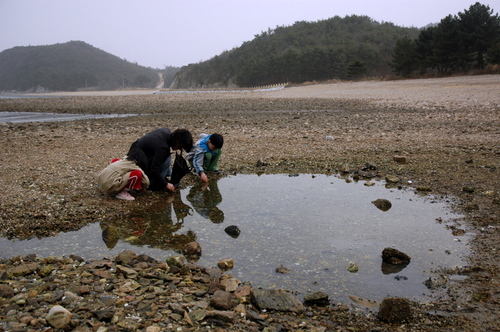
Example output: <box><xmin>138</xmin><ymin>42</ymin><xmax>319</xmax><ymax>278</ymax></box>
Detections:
<box><xmin>167</xmin><ymin>255</ymin><xmax>187</xmax><ymax>268</ymax></box>
<box><xmin>377</xmin><ymin>297</ymin><xmax>413</xmax><ymax>323</ymax></box>
<box><xmin>382</xmin><ymin>248</ymin><xmax>411</xmax><ymax>265</ymax></box>
<box><xmin>62</xmin><ymin>291</ymin><xmax>82</xmax><ymax>304</ymax></box>
<box><xmin>363</xmin><ymin>162</ymin><xmax>377</xmax><ymax>170</ymax></box>
<box><xmin>93</xmin><ymin>309</ymin><xmax>115</xmax><ymax>322</ymax></box>
<box><xmin>0</xmin><ymin>77</ymin><xmax>497</xmax><ymax>332</ymax></box>
<box><xmin>184</xmin><ymin>241</ymin><xmax>202</xmax><ymax>256</ymax></box>
<box><xmin>356</xmin><ymin>170</ymin><xmax>376</xmax><ymax>178</ymax></box>
<box><xmin>372</xmin><ymin>198</ymin><xmax>392</xmax><ymax>211</ymax></box>
<box><xmin>220</xmin><ymin>277</ymin><xmax>240</xmax><ymax>292</ymax></box>
<box><xmin>463</xmin><ymin>185</ymin><xmax>475</xmax><ymax>193</ymax></box>
<box><xmin>385</xmin><ymin>175</ymin><xmax>400</xmax><ymax>183</ymax></box>
<box><xmin>304</xmin><ymin>291</ymin><xmax>330</xmax><ymax>306</ymax></box>
<box><xmin>251</xmin><ymin>288</ymin><xmax>304</xmax><ymax>313</ymax></box>
<box><xmin>224</xmin><ymin>225</ymin><xmax>241</xmax><ymax>238</ymax></box>
<box><xmin>423</xmin><ymin>275</ymin><xmax>448</xmax><ymax>289</ymax></box>
<box><xmin>217</xmin><ymin>259</ymin><xmax>234</xmax><ymax>271</ymax></box>
<box><xmin>8</xmin><ymin>262</ymin><xmax>39</xmax><ymax>277</ymax></box>
<box><xmin>393</xmin><ymin>155</ymin><xmax>407</xmax><ymax>164</ymax></box>
<box><xmin>210</xmin><ymin>290</ymin><xmax>239</xmax><ymax>310</ymax></box>
<box><xmin>341</xmin><ymin>163</ymin><xmax>350</xmax><ymax>173</ymax></box>
<box><xmin>349</xmin><ymin>295</ymin><xmax>378</xmax><ymax>307</ymax></box>
<box><xmin>46</xmin><ymin>305</ymin><xmax>72</xmax><ymax>328</ymax></box>
<box><xmin>275</xmin><ymin>265</ymin><xmax>291</xmax><ymax>274</ymax></box>
<box><xmin>0</xmin><ymin>284</ymin><xmax>14</xmax><ymax>298</ymax></box>
<box><xmin>256</xmin><ymin>158</ymin><xmax>267</xmax><ymax>167</ymax></box>
<box><xmin>114</xmin><ymin>249</ymin><xmax>137</xmax><ymax>265</ymax></box>
<box><xmin>116</xmin><ymin>264</ymin><xmax>138</xmax><ymax>279</ymax></box>
<box><xmin>345</xmin><ymin>261</ymin><xmax>359</xmax><ymax>273</ymax></box>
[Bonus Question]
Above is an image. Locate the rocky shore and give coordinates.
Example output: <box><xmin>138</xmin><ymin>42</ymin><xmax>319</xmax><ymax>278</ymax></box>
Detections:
<box><xmin>0</xmin><ymin>75</ymin><xmax>499</xmax><ymax>331</ymax></box>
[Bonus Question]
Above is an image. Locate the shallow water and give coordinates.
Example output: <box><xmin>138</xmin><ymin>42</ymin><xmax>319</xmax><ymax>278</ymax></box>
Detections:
<box><xmin>0</xmin><ymin>111</ymin><xmax>137</xmax><ymax>123</ymax></box>
<box><xmin>0</xmin><ymin>174</ymin><xmax>470</xmax><ymax>304</ymax></box>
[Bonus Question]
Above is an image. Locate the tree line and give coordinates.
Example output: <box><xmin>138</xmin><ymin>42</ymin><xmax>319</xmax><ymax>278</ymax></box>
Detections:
<box><xmin>390</xmin><ymin>2</ymin><xmax>500</xmax><ymax>77</ymax></box>
<box><xmin>0</xmin><ymin>41</ymin><xmax>160</xmax><ymax>92</ymax></box>
<box><xmin>171</xmin><ymin>15</ymin><xmax>420</xmax><ymax>88</ymax></box>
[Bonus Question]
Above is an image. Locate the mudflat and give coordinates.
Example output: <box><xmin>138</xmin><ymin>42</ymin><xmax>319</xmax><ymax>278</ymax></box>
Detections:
<box><xmin>0</xmin><ymin>75</ymin><xmax>498</xmax><ymax>331</ymax></box>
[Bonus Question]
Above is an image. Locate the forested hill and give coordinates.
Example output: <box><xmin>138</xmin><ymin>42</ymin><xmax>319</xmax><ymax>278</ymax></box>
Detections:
<box><xmin>0</xmin><ymin>41</ymin><xmax>161</xmax><ymax>92</ymax></box>
<box><xmin>171</xmin><ymin>15</ymin><xmax>420</xmax><ymax>89</ymax></box>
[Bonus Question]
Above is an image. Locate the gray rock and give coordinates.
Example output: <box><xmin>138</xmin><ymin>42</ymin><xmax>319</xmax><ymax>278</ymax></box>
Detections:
<box><xmin>385</xmin><ymin>175</ymin><xmax>400</xmax><ymax>183</ymax></box>
<box><xmin>251</xmin><ymin>289</ymin><xmax>304</xmax><ymax>313</ymax></box>
<box><xmin>8</xmin><ymin>262</ymin><xmax>39</xmax><ymax>277</ymax></box>
<box><xmin>303</xmin><ymin>291</ymin><xmax>330</xmax><ymax>306</ymax></box>
<box><xmin>46</xmin><ymin>305</ymin><xmax>72</xmax><ymax>328</ymax></box>
<box><xmin>357</xmin><ymin>170</ymin><xmax>376</xmax><ymax>178</ymax></box>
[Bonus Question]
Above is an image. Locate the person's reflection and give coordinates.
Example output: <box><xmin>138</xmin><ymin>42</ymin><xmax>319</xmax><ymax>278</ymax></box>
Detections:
<box><xmin>172</xmin><ymin>190</ymin><xmax>193</xmax><ymax>223</ymax></box>
<box><xmin>100</xmin><ymin>193</ymin><xmax>196</xmax><ymax>251</ymax></box>
<box><xmin>186</xmin><ymin>179</ymin><xmax>224</xmax><ymax>223</ymax></box>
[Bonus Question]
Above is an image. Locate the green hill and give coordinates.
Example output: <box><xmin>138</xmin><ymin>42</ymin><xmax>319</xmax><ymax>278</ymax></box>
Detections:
<box><xmin>0</xmin><ymin>41</ymin><xmax>161</xmax><ymax>92</ymax></box>
<box><xmin>171</xmin><ymin>15</ymin><xmax>420</xmax><ymax>88</ymax></box>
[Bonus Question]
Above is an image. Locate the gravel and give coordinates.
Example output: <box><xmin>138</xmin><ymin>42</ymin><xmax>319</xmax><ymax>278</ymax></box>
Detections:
<box><xmin>0</xmin><ymin>74</ymin><xmax>499</xmax><ymax>331</ymax></box>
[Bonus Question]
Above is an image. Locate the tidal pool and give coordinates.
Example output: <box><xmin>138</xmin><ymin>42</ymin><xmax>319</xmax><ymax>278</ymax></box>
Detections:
<box><xmin>0</xmin><ymin>174</ymin><xmax>470</xmax><ymax>304</ymax></box>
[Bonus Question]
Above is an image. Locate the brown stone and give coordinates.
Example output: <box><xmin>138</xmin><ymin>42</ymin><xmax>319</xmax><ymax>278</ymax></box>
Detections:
<box><xmin>393</xmin><ymin>155</ymin><xmax>407</xmax><ymax>164</ymax></box>
<box><xmin>210</xmin><ymin>290</ymin><xmax>239</xmax><ymax>310</ymax></box>
<box><xmin>378</xmin><ymin>297</ymin><xmax>412</xmax><ymax>323</ymax></box>
<box><xmin>382</xmin><ymin>247</ymin><xmax>411</xmax><ymax>265</ymax></box>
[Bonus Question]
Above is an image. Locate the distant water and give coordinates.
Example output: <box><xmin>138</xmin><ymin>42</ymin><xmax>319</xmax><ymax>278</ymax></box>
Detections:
<box><xmin>0</xmin><ymin>111</ymin><xmax>138</xmax><ymax>123</ymax></box>
<box><xmin>0</xmin><ymin>95</ymin><xmax>43</xmax><ymax>99</ymax></box>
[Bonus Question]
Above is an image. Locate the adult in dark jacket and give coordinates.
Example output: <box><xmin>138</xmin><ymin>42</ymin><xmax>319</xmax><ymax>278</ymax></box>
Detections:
<box><xmin>128</xmin><ymin>128</ymin><xmax>193</xmax><ymax>191</ymax></box>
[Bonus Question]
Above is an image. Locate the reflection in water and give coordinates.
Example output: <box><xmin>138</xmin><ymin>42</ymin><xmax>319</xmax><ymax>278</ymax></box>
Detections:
<box><xmin>381</xmin><ymin>261</ymin><xmax>408</xmax><ymax>275</ymax></box>
<box><xmin>0</xmin><ymin>174</ymin><xmax>470</xmax><ymax>304</ymax></box>
<box><xmin>186</xmin><ymin>180</ymin><xmax>224</xmax><ymax>223</ymax></box>
<box><xmin>100</xmin><ymin>190</ymin><xmax>198</xmax><ymax>252</ymax></box>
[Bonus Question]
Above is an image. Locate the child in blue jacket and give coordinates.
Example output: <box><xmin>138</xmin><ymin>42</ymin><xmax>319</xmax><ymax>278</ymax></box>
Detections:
<box><xmin>186</xmin><ymin>133</ymin><xmax>224</xmax><ymax>183</ymax></box>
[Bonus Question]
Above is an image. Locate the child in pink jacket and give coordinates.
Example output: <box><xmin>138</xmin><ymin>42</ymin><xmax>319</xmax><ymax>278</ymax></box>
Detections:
<box><xmin>97</xmin><ymin>150</ymin><xmax>150</xmax><ymax>201</ymax></box>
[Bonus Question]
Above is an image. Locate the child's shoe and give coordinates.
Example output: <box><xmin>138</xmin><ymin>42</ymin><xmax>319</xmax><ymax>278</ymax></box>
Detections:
<box><xmin>116</xmin><ymin>189</ymin><xmax>135</xmax><ymax>201</ymax></box>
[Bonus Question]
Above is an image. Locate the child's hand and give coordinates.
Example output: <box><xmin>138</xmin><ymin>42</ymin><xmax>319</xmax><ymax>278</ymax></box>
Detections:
<box><xmin>200</xmin><ymin>172</ymin><xmax>208</xmax><ymax>183</ymax></box>
<box><xmin>166</xmin><ymin>183</ymin><xmax>175</xmax><ymax>192</ymax></box>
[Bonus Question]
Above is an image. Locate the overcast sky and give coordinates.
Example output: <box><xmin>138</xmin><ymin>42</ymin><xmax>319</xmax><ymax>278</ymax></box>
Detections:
<box><xmin>1</xmin><ymin>0</ymin><xmax>498</xmax><ymax>68</ymax></box>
